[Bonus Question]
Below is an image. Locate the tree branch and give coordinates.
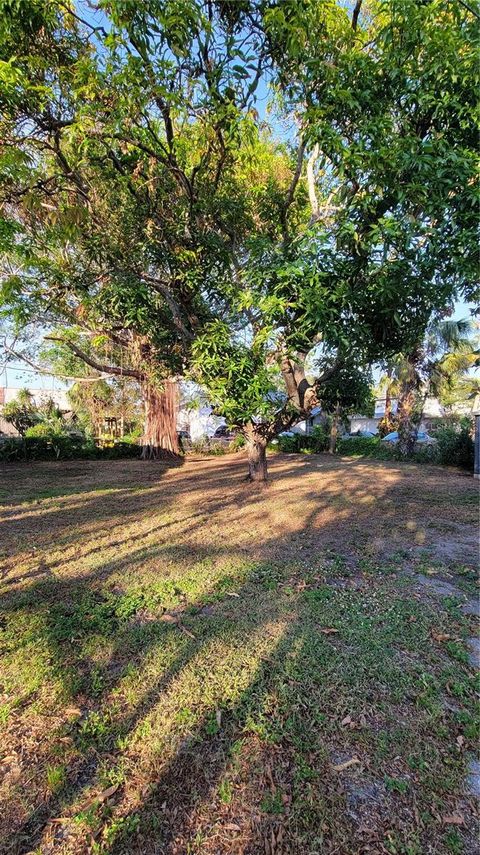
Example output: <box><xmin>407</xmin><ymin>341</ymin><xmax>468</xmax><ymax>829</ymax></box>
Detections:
<box><xmin>3</xmin><ymin>345</ymin><xmax>111</xmax><ymax>383</ymax></box>
<box><xmin>352</xmin><ymin>0</ymin><xmax>363</xmax><ymax>31</ymax></box>
<box><xmin>306</xmin><ymin>143</ymin><xmax>320</xmax><ymax>223</ymax></box>
<box><xmin>281</xmin><ymin>139</ymin><xmax>306</xmax><ymax>244</ymax></box>
<box><xmin>43</xmin><ymin>337</ymin><xmax>144</xmax><ymax>380</ymax></box>
<box><xmin>140</xmin><ymin>273</ymin><xmax>194</xmax><ymax>343</ymax></box>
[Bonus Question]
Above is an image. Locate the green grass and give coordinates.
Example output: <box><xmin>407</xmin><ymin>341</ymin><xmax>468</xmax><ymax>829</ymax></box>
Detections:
<box><xmin>0</xmin><ymin>458</ymin><xmax>478</xmax><ymax>854</ymax></box>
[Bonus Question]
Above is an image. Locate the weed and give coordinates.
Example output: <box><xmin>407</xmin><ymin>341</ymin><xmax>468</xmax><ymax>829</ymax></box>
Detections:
<box><xmin>218</xmin><ymin>779</ymin><xmax>233</xmax><ymax>804</ymax></box>
<box><xmin>385</xmin><ymin>776</ymin><xmax>409</xmax><ymax>795</ymax></box>
<box><xmin>46</xmin><ymin>764</ymin><xmax>67</xmax><ymax>794</ymax></box>
<box><xmin>261</xmin><ymin>789</ymin><xmax>284</xmax><ymax>815</ymax></box>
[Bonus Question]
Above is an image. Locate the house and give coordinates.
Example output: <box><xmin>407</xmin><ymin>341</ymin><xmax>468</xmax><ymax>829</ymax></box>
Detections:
<box><xmin>0</xmin><ymin>386</ymin><xmax>71</xmax><ymax>437</ymax></box>
<box><xmin>349</xmin><ymin>396</ymin><xmax>458</xmax><ymax>435</ymax></box>
<box><xmin>291</xmin><ymin>406</ymin><xmax>324</xmax><ymax>435</ymax></box>
<box><xmin>177</xmin><ymin>403</ymin><xmax>226</xmax><ymax>440</ymax></box>
<box><xmin>177</xmin><ymin>382</ymin><xmax>325</xmax><ymax>440</ymax></box>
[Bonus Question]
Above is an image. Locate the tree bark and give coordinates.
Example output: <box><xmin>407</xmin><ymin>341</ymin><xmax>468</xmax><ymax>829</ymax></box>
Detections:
<box><xmin>141</xmin><ymin>380</ymin><xmax>179</xmax><ymax>460</ymax></box>
<box><xmin>397</xmin><ymin>361</ymin><xmax>421</xmax><ymax>457</ymax></box>
<box><xmin>245</xmin><ymin>424</ymin><xmax>268</xmax><ymax>482</ymax></box>
<box><xmin>329</xmin><ymin>403</ymin><xmax>340</xmax><ymax>453</ymax></box>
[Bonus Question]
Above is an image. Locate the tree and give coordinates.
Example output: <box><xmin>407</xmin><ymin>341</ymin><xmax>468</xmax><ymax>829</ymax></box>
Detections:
<box><xmin>192</xmin><ymin>0</ymin><xmax>479</xmax><ymax>479</ymax></box>
<box><xmin>67</xmin><ymin>378</ymin><xmax>142</xmax><ymax>439</ymax></box>
<box><xmin>378</xmin><ymin>317</ymin><xmax>478</xmax><ymax>455</ymax></box>
<box><xmin>315</xmin><ymin>359</ymin><xmax>375</xmax><ymax>452</ymax></box>
<box><xmin>41</xmin><ymin>331</ymin><xmax>180</xmax><ymax>457</ymax></box>
<box><xmin>0</xmin><ymin>0</ymin><xmax>248</xmax><ymax>456</ymax></box>
<box><xmin>2</xmin><ymin>388</ymin><xmax>39</xmax><ymax>435</ymax></box>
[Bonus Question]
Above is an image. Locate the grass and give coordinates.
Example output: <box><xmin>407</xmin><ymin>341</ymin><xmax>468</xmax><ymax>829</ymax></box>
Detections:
<box><xmin>0</xmin><ymin>454</ymin><xmax>478</xmax><ymax>855</ymax></box>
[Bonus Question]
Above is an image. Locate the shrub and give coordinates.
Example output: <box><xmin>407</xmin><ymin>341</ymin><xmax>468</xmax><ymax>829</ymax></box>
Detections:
<box><xmin>25</xmin><ymin>422</ymin><xmax>67</xmax><ymax>439</ymax></box>
<box><xmin>336</xmin><ymin>428</ymin><xmax>474</xmax><ymax>470</ymax></box>
<box><xmin>189</xmin><ymin>437</ymin><xmax>212</xmax><ymax>454</ymax></box>
<box><xmin>122</xmin><ymin>428</ymin><xmax>143</xmax><ymax>443</ymax></box>
<box><xmin>434</xmin><ymin>421</ymin><xmax>474</xmax><ymax>469</ymax></box>
<box><xmin>276</xmin><ymin>426</ymin><xmax>331</xmax><ymax>454</ymax></box>
<box><xmin>100</xmin><ymin>441</ymin><xmax>141</xmax><ymax>459</ymax></box>
<box><xmin>310</xmin><ymin>423</ymin><xmax>330</xmax><ymax>452</ymax></box>
<box><xmin>0</xmin><ymin>435</ymin><xmax>141</xmax><ymax>462</ymax></box>
<box><xmin>276</xmin><ymin>433</ymin><xmax>303</xmax><ymax>453</ymax></box>
<box><xmin>0</xmin><ymin>438</ymin><xmax>26</xmax><ymax>462</ymax></box>
<box><xmin>186</xmin><ymin>435</ymin><xmax>245</xmax><ymax>455</ymax></box>
<box><xmin>230</xmin><ymin>433</ymin><xmax>246</xmax><ymax>451</ymax></box>
<box><xmin>336</xmin><ymin>436</ymin><xmax>384</xmax><ymax>457</ymax></box>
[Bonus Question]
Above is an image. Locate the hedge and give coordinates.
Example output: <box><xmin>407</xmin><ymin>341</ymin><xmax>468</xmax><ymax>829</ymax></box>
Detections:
<box><xmin>278</xmin><ymin>427</ymin><xmax>474</xmax><ymax>471</ymax></box>
<box><xmin>337</xmin><ymin>429</ymin><xmax>474</xmax><ymax>470</ymax></box>
<box><xmin>0</xmin><ymin>435</ymin><xmax>142</xmax><ymax>462</ymax></box>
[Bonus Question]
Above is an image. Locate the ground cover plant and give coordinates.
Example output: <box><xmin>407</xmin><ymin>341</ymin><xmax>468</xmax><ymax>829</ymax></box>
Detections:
<box><xmin>0</xmin><ymin>453</ymin><xmax>478</xmax><ymax>855</ymax></box>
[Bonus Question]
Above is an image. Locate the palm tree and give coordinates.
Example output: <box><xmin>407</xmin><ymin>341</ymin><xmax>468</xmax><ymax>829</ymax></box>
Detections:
<box><xmin>378</xmin><ymin>317</ymin><xmax>478</xmax><ymax>456</ymax></box>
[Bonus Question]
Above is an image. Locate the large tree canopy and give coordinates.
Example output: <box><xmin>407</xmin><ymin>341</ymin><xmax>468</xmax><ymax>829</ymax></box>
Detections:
<box><xmin>0</xmin><ymin>0</ymin><xmax>478</xmax><ymax>476</ymax></box>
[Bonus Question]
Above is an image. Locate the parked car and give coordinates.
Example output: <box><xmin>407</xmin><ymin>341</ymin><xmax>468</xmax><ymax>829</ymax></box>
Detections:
<box><xmin>342</xmin><ymin>430</ymin><xmax>377</xmax><ymax>439</ymax></box>
<box><xmin>212</xmin><ymin>424</ymin><xmax>235</xmax><ymax>441</ymax></box>
<box><xmin>381</xmin><ymin>430</ymin><xmax>437</xmax><ymax>445</ymax></box>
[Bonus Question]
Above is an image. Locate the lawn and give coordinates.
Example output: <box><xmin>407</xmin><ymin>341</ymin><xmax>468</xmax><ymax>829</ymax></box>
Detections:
<box><xmin>0</xmin><ymin>453</ymin><xmax>478</xmax><ymax>855</ymax></box>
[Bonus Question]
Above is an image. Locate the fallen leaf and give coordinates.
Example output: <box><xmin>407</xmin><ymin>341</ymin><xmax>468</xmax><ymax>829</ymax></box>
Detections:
<box><xmin>215</xmin><ymin>709</ymin><xmax>222</xmax><ymax>727</ymax></box>
<box><xmin>456</xmin><ymin>735</ymin><xmax>465</xmax><ymax>749</ymax></box>
<box><xmin>81</xmin><ymin>783</ymin><xmax>119</xmax><ymax>810</ymax></box>
<box><xmin>332</xmin><ymin>757</ymin><xmax>360</xmax><ymax>772</ymax></box>
<box><xmin>443</xmin><ymin>813</ymin><xmax>464</xmax><ymax>826</ymax></box>
<box><xmin>320</xmin><ymin>627</ymin><xmax>339</xmax><ymax>635</ymax></box>
<box><xmin>225</xmin><ymin>592</ymin><xmax>240</xmax><ymax>598</ymax></box>
<box><xmin>341</xmin><ymin>715</ymin><xmax>352</xmax><ymax>726</ymax></box>
<box><xmin>431</xmin><ymin>631</ymin><xmax>451</xmax><ymax>642</ymax></box>
<box><xmin>160</xmin><ymin>613</ymin><xmax>178</xmax><ymax>623</ymax></box>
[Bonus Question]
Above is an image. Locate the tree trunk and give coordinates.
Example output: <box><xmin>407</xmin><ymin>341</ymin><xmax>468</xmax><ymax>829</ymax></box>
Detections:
<box><xmin>141</xmin><ymin>380</ymin><xmax>179</xmax><ymax>460</ymax></box>
<box><xmin>385</xmin><ymin>383</ymin><xmax>391</xmax><ymax>423</ymax></box>
<box><xmin>245</xmin><ymin>425</ymin><xmax>268</xmax><ymax>482</ymax></box>
<box><xmin>397</xmin><ymin>363</ymin><xmax>421</xmax><ymax>457</ymax></box>
<box><xmin>329</xmin><ymin>404</ymin><xmax>340</xmax><ymax>453</ymax></box>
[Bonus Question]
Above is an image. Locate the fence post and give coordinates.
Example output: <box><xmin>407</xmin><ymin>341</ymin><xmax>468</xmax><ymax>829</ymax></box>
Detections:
<box><xmin>474</xmin><ymin>413</ymin><xmax>480</xmax><ymax>480</ymax></box>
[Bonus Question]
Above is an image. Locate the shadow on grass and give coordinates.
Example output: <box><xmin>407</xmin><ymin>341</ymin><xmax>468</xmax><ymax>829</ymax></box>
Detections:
<box><xmin>2</xmin><ymin>561</ymin><xmax>300</xmax><ymax>853</ymax></box>
<box><xmin>0</xmin><ymin>454</ymin><xmax>477</xmax><ymax>854</ymax></box>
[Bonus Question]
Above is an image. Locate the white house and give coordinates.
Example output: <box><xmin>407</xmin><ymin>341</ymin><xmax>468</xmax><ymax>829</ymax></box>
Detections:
<box><xmin>291</xmin><ymin>406</ymin><xmax>324</xmax><ymax>435</ymax></box>
<box><xmin>177</xmin><ymin>403</ymin><xmax>226</xmax><ymax>440</ymax></box>
<box><xmin>0</xmin><ymin>387</ymin><xmax>71</xmax><ymax>437</ymax></box>
<box><xmin>349</xmin><ymin>396</ymin><xmax>447</xmax><ymax>434</ymax></box>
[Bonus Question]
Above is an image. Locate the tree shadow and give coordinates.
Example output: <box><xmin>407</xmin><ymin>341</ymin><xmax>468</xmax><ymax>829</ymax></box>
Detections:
<box><xmin>0</xmin><ymin>453</ymin><xmax>477</xmax><ymax>853</ymax></box>
<box><xmin>2</xmin><ymin>559</ymin><xmax>300</xmax><ymax>854</ymax></box>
